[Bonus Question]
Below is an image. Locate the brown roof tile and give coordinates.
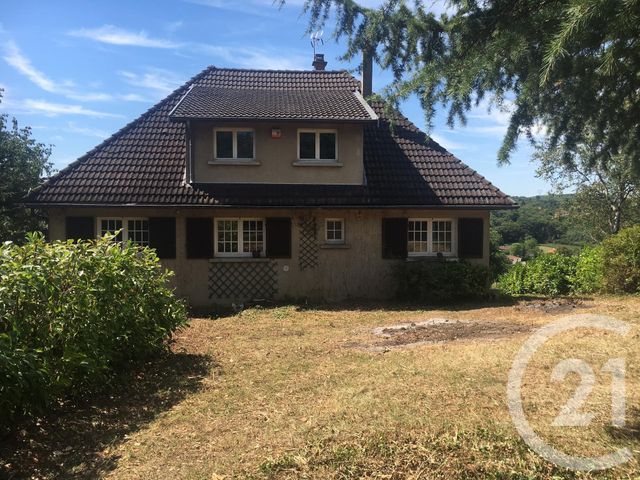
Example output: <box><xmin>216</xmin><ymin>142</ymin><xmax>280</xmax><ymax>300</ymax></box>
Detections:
<box><xmin>26</xmin><ymin>66</ymin><xmax>515</xmax><ymax>208</ymax></box>
<box><xmin>169</xmin><ymin>86</ymin><xmax>376</xmax><ymax>122</ymax></box>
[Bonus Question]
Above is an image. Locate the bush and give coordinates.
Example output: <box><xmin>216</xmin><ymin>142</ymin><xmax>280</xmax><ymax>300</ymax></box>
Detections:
<box><xmin>0</xmin><ymin>233</ymin><xmax>187</xmax><ymax>425</ymax></box>
<box><xmin>396</xmin><ymin>259</ymin><xmax>491</xmax><ymax>303</ymax></box>
<box><xmin>497</xmin><ymin>254</ymin><xmax>578</xmax><ymax>295</ymax></box>
<box><xmin>573</xmin><ymin>245</ymin><xmax>604</xmax><ymax>294</ymax></box>
<box><xmin>600</xmin><ymin>225</ymin><xmax>640</xmax><ymax>293</ymax></box>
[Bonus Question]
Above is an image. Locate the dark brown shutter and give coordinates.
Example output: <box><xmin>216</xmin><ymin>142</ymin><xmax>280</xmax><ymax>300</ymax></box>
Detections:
<box><xmin>458</xmin><ymin>218</ymin><xmax>484</xmax><ymax>258</ymax></box>
<box><xmin>186</xmin><ymin>217</ymin><xmax>213</xmax><ymax>259</ymax></box>
<box><xmin>65</xmin><ymin>216</ymin><xmax>94</xmax><ymax>241</ymax></box>
<box><xmin>382</xmin><ymin>218</ymin><xmax>408</xmax><ymax>259</ymax></box>
<box><xmin>266</xmin><ymin>217</ymin><xmax>291</xmax><ymax>258</ymax></box>
<box><xmin>149</xmin><ymin>217</ymin><xmax>176</xmax><ymax>259</ymax></box>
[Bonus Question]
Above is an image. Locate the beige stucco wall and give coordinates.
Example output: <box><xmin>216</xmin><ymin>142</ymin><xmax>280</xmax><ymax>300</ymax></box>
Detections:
<box><xmin>192</xmin><ymin>122</ymin><xmax>364</xmax><ymax>185</ymax></box>
<box><xmin>47</xmin><ymin>207</ymin><xmax>490</xmax><ymax>307</ymax></box>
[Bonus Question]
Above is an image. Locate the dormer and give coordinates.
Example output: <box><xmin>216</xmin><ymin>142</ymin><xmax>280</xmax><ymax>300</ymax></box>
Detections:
<box><xmin>169</xmin><ymin>70</ymin><xmax>377</xmax><ymax>186</ymax></box>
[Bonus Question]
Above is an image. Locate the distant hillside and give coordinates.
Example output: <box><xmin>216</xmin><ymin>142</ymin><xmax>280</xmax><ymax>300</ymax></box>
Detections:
<box><xmin>491</xmin><ymin>193</ymin><xmax>590</xmax><ymax>245</ymax></box>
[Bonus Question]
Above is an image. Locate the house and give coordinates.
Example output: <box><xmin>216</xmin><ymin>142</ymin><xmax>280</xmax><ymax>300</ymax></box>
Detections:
<box><xmin>26</xmin><ymin>54</ymin><xmax>516</xmax><ymax>306</ymax></box>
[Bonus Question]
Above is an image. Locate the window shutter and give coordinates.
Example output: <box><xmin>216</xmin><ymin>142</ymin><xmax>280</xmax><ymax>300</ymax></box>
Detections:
<box><xmin>382</xmin><ymin>218</ymin><xmax>408</xmax><ymax>259</ymax></box>
<box><xmin>65</xmin><ymin>216</ymin><xmax>94</xmax><ymax>241</ymax></box>
<box><xmin>149</xmin><ymin>217</ymin><xmax>176</xmax><ymax>259</ymax></box>
<box><xmin>266</xmin><ymin>217</ymin><xmax>291</xmax><ymax>258</ymax></box>
<box><xmin>458</xmin><ymin>218</ymin><xmax>484</xmax><ymax>258</ymax></box>
<box><xmin>186</xmin><ymin>218</ymin><xmax>213</xmax><ymax>259</ymax></box>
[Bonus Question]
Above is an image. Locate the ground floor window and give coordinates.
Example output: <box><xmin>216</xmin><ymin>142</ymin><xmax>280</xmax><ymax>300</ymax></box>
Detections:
<box><xmin>325</xmin><ymin>218</ymin><xmax>345</xmax><ymax>244</ymax></box>
<box><xmin>408</xmin><ymin>218</ymin><xmax>454</xmax><ymax>256</ymax></box>
<box><xmin>98</xmin><ymin>217</ymin><xmax>149</xmax><ymax>246</ymax></box>
<box><xmin>215</xmin><ymin>218</ymin><xmax>265</xmax><ymax>256</ymax></box>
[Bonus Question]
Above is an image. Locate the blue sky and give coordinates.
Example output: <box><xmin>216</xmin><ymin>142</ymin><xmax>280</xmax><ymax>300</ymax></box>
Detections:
<box><xmin>1</xmin><ymin>0</ymin><xmax>553</xmax><ymax>197</ymax></box>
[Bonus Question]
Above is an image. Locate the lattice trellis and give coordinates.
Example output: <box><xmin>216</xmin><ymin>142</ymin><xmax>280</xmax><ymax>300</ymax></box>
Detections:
<box><xmin>298</xmin><ymin>216</ymin><xmax>319</xmax><ymax>271</ymax></box>
<box><xmin>209</xmin><ymin>260</ymin><xmax>277</xmax><ymax>301</ymax></box>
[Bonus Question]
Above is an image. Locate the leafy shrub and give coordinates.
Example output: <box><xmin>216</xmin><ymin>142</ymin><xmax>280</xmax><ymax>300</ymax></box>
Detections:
<box><xmin>489</xmin><ymin>228</ymin><xmax>510</xmax><ymax>281</ymax></box>
<box><xmin>396</xmin><ymin>259</ymin><xmax>491</xmax><ymax>303</ymax></box>
<box><xmin>600</xmin><ymin>225</ymin><xmax>640</xmax><ymax>293</ymax></box>
<box><xmin>497</xmin><ymin>254</ymin><xmax>578</xmax><ymax>295</ymax></box>
<box><xmin>573</xmin><ymin>246</ymin><xmax>604</xmax><ymax>294</ymax></box>
<box><xmin>0</xmin><ymin>233</ymin><xmax>187</xmax><ymax>425</ymax></box>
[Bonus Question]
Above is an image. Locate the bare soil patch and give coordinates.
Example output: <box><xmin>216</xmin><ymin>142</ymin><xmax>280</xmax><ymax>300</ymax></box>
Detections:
<box><xmin>515</xmin><ymin>297</ymin><xmax>588</xmax><ymax>314</ymax></box>
<box><xmin>351</xmin><ymin>317</ymin><xmax>535</xmax><ymax>351</ymax></box>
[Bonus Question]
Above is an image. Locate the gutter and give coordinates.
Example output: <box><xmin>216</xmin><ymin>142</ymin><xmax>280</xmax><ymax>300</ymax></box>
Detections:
<box><xmin>26</xmin><ymin>202</ymin><xmax>518</xmax><ymax>211</ymax></box>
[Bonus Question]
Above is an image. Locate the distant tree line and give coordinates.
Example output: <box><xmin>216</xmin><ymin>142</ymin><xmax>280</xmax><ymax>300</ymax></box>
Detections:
<box><xmin>491</xmin><ymin>194</ymin><xmax>585</xmax><ymax>246</ymax></box>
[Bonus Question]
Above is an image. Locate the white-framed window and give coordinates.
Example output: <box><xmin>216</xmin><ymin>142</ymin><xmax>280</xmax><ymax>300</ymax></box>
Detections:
<box><xmin>297</xmin><ymin>129</ymin><xmax>337</xmax><ymax>161</ymax></box>
<box><xmin>432</xmin><ymin>220</ymin><xmax>453</xmax><ymax>253</ymax></box>
<box><xmin>215</xmin><ymin>218</ymin><xmax>265</xmax><ymax>257</ymax></box>
<box><xmin>408</xmin><ymin>219</ymin><xmax>429</xmax><ymax>254</ymax></box>
<box><xmin>325</xmin><ymin>218</ymin><xmax>345</xmax><ymax>244</ymax></box>
<box><xmin>408</xmin><ymin>218</ymin><xmax>455</xmax><ymax>256</ymax></box>
<box><xmin>97</xmin><ymin>217</ymin><xmax>149</xmax><ymax>246</ymax></box>
<box><xmin>214</xmin><ymin>128</ymin><xmax>255</xmax><ymax>160</ymax></box>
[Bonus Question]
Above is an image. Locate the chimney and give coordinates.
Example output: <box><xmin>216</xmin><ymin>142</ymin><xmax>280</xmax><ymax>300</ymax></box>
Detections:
<box><xmin>312</xmin><ymin>53</ymin><xmax>327</xmax><ymax>71</ymax></box>
<box><xmin>361</xmin><ymin>49</ymin><xmax>373</xmax><ymax>97</ymax></box>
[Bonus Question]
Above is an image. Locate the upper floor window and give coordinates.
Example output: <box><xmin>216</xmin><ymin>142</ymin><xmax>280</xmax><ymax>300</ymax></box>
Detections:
<box><xmin>214</xmin><ymin>128</ymin><xmax>255</xmax><ymax>160</ymax></box>
<box><xmin>298</xmin><ymin>129</ymin><xmax>337</xmax><ymax>161</ymax></box>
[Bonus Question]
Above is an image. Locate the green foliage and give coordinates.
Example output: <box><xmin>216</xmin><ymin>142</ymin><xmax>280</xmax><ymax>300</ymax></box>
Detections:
<box><xmin>296</xmin><ymin>0</ymin><xmax>640</xmax><ymax>170</ymax></box>
<box><xmin>497</xmin><ymin>254</ymin><xmax>578</xmax><ymax>296</ymax></box>
<box><xmin>491</xmin><ymin>194</ymin><xmax>587</xmax><ymax>245</ymax></box>
<box><xmin>0</xmin><ymin>93</ymin><xmax>52</xmax><ymax>242</ymax></box>
<box><xmin>510</xmin><ymin>236</ymin><xmax>541</xmax><ymax>260</ymax></box>
<box><xmin>535</xmin><ymin>140</ymin><xmax>640</xmax><ymax>239</ymax></box>
<box><xmin>396</xmin><ymin>260</ymin><xmax>491</xmax><ymax>303</ymax></box>
<box><xmin>573</xmin><ymin>246</ymin><xmax>604</xmax><ymax>294</ymax></box>
<box><xmin>489</xmin><ymin>228</ymin><xmax>509</xmax><ymax>280</ymax></box>
<box><xmin>0</xmin><ymin>233</ymin><xmax>188</xmax><ymax>425</ymax></box>
<box><xmin>599</xmin><ymin>225</ymin><xmax>640</xmax><ymax>294</ymax></box>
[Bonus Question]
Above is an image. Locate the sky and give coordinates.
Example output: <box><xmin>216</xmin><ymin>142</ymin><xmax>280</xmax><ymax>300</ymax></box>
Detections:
<box><xmin>1</xmin><ymin>0</ymin><xmax>553</xmax><ymax>197</ymax></box>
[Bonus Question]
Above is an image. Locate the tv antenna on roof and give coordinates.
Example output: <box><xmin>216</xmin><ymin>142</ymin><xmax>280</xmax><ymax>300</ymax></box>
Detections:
<box><xmin>310</xmin><ymin>30</ymin><xmax>324</xmax><ymax>55</ymax></box>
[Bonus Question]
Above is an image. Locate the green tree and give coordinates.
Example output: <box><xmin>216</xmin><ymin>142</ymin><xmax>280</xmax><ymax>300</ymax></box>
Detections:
<box><xmin>536</xmin><ymin>138</ymin><xmax>640</xmax><ymax>240</ymax></box>
<box><xmin>510</xmin><ymin>236</ymin><xmax>540</xmax><ymax>259</ymax></box>
<box><xmin>0</xmin><ymin>92</ymin><xmax>52</xmax><ymax>242</ymax></box>
<box><xmin>291</xmin><ymin>0</ymin><xmax>640</xmax><ymax>168</ymax></box>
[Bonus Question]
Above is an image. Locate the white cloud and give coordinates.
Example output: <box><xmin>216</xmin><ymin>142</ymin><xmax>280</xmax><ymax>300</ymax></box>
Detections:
<box><xmin>466</xmin><ymin>98</ymin><xmax>546</xmax><ymax>138</ymax></box>
<box><xmin>68</xmin><ymin>25</ymin><xmax>181</xmax><ymax>48</ymax></box>
<box><xmin>195</xmin><ymin>43</ymin><xmax>308</xmax><ymax>70</ymax></box>
<box><xmin>66</xmin><ymin>122</ymin><xmax>110</xmax><ymax>138</ymax></box>
<box><xmin>429</xmin><ymin>133</ymin><xmax>468</xmax><ymax>151</ymax></box>
<box><xmin>3</xmin><ymin>40</ymin><xmax>57</xmax><ymax>92</ymax></box>
<box><xmin>2</xmin><ymin>40</ymin><xmax>122</xmax><ymax>102</ymax></box>
<box><xmin>118</xmin><ymin>92</ymin><xmax>150</xmax><ymax>102</ymax></box>
<box><xmin>119</xmin><ymin>68</ymin><xmax>185</xmax><ymax>96</ymax></box>
<box><xmin>18</xmin><ymin>99</ymin><xmax>123</xmax><ymax>118</ymax></box>
<box><xmin>164</xmin><ymin>20</ymin><xmax>184</xmax><ymax>33</ymax></box>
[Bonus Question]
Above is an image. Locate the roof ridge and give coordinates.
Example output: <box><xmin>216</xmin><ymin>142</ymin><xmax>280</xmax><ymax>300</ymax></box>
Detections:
<box><xmin>208</xmin><ymin>66</ymin><xmax>352</xmax><ymax>74</ymax></box>
<box><xmin>28</xmin><ymin>66</ymin><xmax>215</xmax><ymax>196</ymax></box>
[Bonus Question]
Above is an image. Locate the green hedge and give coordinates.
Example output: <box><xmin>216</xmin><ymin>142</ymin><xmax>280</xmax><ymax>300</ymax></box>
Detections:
<box><xmin>0</xmin><ymin>233</ymin><xmax>187</xmax><ymax>425</ymax></box>
<box><xmin>497</xmin><ymin>254</ymin><xmax>578</xmax><ymax>296</ymax></box>
<box><xmin>600</xmin><ymin>225</ymin><xmax>640</xmax><ymax>294</ymax></box>
<box><xmin>497</xmin><ymin>225</ymin><xmax>640</xmax><ymax>296</ymax></box>
<box><xmin>396</xmin><ymin>260</ymin><xmax>491</xmax><ymax>303</ymax></box>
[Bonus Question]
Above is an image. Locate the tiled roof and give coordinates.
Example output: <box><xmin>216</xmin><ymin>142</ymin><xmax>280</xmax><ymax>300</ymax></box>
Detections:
<box><xmin>169</xmin><ymin>86</ymin><xmax>376</xmax><ymax>122</ymax></box>
<box><xmin>26</xmin><ymin>66</ymin><xmax>515</xmax><ymax>208</ymax></box>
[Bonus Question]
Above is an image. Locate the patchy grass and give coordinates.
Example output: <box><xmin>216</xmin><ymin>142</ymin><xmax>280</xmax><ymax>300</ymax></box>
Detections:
<box><xmin>2</xmin><ymin>297</ymin><xmax>639</xmax><ymax>479</ymax></box>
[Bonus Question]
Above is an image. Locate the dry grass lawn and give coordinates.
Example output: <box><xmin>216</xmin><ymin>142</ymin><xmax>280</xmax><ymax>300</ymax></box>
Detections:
<box><xmin>2</xmin><ymin>296</ymin><xmax>639</xmax><ymax>479</ymax></box>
